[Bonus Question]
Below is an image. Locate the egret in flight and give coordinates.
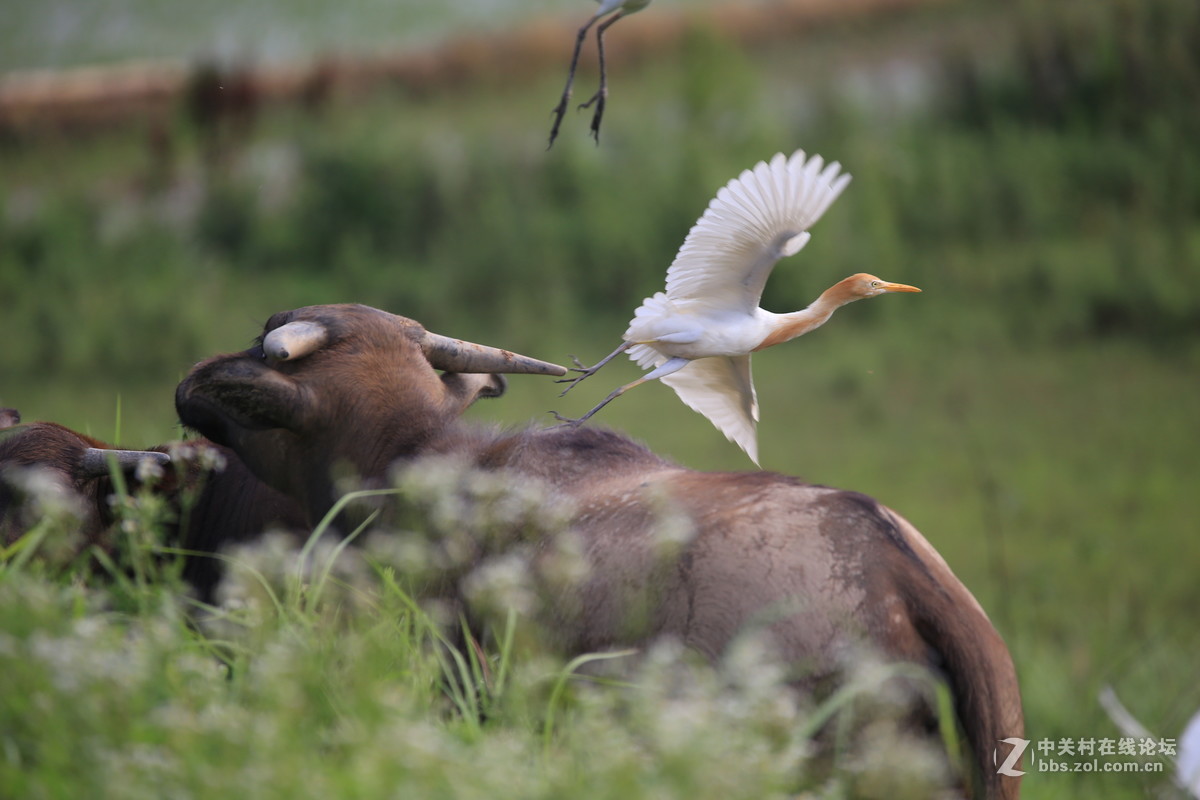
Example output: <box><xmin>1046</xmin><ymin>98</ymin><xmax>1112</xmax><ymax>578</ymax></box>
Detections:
<box><xmin>555</xmin><ymin>149</ymin><xmax>921</xmax><ymax>464</ymax></box>
<box><xmin>547</xmin><ymin>0</ymin><xmax>651</xmax><ymax>148</ymax></box>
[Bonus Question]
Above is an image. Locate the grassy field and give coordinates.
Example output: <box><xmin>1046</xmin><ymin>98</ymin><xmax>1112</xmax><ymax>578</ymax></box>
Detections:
<box><xmin>2</xmin><ymin>0</ymin><xmax>1198</xmax><ymax>797</ymax></box>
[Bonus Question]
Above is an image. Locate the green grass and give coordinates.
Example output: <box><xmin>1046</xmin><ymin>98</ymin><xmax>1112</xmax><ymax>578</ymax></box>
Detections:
<box><xmin>2</xmin><ymin>0</ymin><xmax>1199</xmax><ymax>796</ymax></box>
<box><xmin>5</xmin><ymin>317</ymin><xmax>1194</xmax><ymax>800</ymax></box>
<box><xmin>0</xmin><ymin>483</ymin><xmax>960</xmax><ymax>799</ymax></box>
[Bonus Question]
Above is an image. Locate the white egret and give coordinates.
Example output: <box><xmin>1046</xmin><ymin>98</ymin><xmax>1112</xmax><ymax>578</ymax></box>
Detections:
<box><xmin>555</xmin><ymin>149</ymin><xmax>921</xmax><ymax>465</ymax></box>
<box><xmin>547</xmin><ymin>0</ymin><xmax>652</xmax><ymax>148</ymax></box>
<box><xmin>1181</xmin><ymin>710</ymin><xmax>1200</xmax><ymax>798</ymax></box>
<box><xmin>1100</xmin><ymin>685</ymin><xmax>1200</xmax><ymax>798</ymax></box>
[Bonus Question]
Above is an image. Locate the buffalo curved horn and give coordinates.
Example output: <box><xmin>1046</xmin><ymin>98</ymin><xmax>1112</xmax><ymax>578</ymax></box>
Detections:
<box><xmin>420</xmin><ymin>332</ymin><xmax>567</xmax><ymax>376</ymax></box>
<box><xmin>263</xmin><ymin>321</ymin><xmax>328</xmax><ymax>361</ymax></box>
<box><xmin>80</xmin><ymin>449</ymin><xmax>171</xmax><ymax>478</ymax></box>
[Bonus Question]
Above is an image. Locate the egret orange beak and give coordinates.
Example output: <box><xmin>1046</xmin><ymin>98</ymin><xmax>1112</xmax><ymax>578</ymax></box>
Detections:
<box><xmin>881</xmin><ymin>282</ymin><xmax>921</xmax><ymax>293</ymax></box>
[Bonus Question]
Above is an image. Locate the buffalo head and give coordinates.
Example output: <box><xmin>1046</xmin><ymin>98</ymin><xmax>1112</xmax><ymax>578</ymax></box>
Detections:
<box><xmin>176</xmin><ymin>303</ymin><xmax>565</xmax><ymax>523</ymax></box>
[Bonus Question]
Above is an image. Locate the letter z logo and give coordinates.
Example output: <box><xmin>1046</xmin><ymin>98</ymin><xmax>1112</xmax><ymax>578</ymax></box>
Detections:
<box><xmin>995</xmin><ymin>737</ymin><xmax>1029</xmax><ymax>777</ymax></box>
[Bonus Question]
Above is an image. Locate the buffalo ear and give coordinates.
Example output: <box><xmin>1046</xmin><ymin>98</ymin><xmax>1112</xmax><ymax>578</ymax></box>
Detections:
<box><xmin>440</xmin><ymin>373</ymin><xmax>507</xmax><ymax>413</ymax></box>
<box><xmin>177</xmin><ymin>355</ymin><xmax>311</xmax><ymax>439</ymax></box>
<box><xmin>474</xmin><ymin>375</ymin><xmax>507</xmax><ymax>400</ymax></box>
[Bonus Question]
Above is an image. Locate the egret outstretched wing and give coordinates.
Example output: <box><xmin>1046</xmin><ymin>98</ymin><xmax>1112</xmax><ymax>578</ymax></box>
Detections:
<box><xmin>663</xmin><ymin>150</ymin><xmax>851</xmax><ymax>315</ymax></box>
<box><xmin>660</xmin><ymin>355</ymin><xmax>760</xmax><ymax>465</ymax></box>
<box><xmin>552</xmin><ymin>149</ymin><xmax>920</xmax><ymax>466</ymax></box>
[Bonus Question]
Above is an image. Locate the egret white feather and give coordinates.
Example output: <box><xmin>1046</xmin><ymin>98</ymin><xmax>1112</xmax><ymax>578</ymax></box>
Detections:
<box><xmin>661</xmin><ymin>356</ymin><xmax>760</xmax><ymax>463</ymax></box>
<box><xmin>555</xmin><ymin>148</ymin><xmax>920</xmax><ymax>465</ymax></box>
<box><xmin>662</xmin><ymin>150</ymin><xmax>851</xmax><ymax>314</ymax></box>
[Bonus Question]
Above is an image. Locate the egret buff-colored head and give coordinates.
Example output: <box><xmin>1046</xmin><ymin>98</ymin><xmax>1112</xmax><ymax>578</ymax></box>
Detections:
<box><xmin>831</xmin><ymin>273</ymin><xmax>923</xmax><ymax>302</ymax></box>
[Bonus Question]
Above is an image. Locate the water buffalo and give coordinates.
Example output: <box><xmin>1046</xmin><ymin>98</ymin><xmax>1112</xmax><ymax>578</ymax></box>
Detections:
<box><xmin>175</xmin><ymin>303</ymin><xmax>1023</xmax><ymax>798</ymax></box>
<box><xmin>0</xmin><ymin>418</ymin><xmax>305</xmax><ymax>599</ymax></box>
<box><xmin>0</xmin><ymin>364</ymin><xmax>509</xmax><ymax>600</ymax></box>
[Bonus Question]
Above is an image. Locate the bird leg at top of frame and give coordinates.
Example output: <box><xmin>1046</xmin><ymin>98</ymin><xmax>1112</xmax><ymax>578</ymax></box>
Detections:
<box><xmin>548</xmin><ymin>13</ymin><xmax>602</xmax><ymax>148</ymax></box>
<box><xmin>576</xmin><ymin>12</ymin><xmax>624</xmax><ymax>144</ymax></box>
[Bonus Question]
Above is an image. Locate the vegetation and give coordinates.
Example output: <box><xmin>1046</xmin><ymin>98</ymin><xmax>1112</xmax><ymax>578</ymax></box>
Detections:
<box><xmin>1</xmin><ymin>0</ymin><xmax>1197</xmax><ymax>797</ymax></box>
<box><xmin>0</xmin><ymin>469</ymin><xmax>963</xmax><ymax>799</ymax></box>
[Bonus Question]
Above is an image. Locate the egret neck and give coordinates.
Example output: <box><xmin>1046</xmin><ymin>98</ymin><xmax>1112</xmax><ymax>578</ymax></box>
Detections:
<box><xmin>753</xmin><ymin>291</ymin><xmax>846</xmax><ymax>351</ymax></box>
<box><xmin>752</xmin><ymin>274</ymin><xmax>920</xmax><ymax>351</ymax></box>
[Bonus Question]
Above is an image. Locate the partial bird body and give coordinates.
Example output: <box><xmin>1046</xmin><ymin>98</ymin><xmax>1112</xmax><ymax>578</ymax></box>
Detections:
<box><xmin>627</xmin><ymin>295</ymin><xmax>769</xmax><ymax>358</ymax></box>
<box><xmin>556</xmin><ymin>149</ymin><xmax>921</xmax><ymax>465</ymax></box>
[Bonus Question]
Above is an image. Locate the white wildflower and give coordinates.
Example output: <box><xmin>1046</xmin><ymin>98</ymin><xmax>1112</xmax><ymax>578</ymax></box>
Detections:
<box><xmin>134</xmin><ymin>455</ymin><xmax>164</xmax><ymax>484</ymax></box>
<box><xmin>462</xmin><ymin>553</ymin><xmax>537</xmax><ymax>619</ymax></box>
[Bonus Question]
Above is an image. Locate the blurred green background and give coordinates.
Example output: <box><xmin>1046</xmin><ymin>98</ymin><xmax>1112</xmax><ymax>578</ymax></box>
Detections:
<box><xmin>1</xmin><ymin>0</ymin><xmax>1197</xmax><ymax>796</ymax></box>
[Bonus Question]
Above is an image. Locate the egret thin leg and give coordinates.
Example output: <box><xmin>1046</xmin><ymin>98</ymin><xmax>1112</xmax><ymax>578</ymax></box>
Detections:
<box><xmin>556</xmin><ymin>341</ymin><xmax>632</xmax><ymax>397</ymax></box>
<box><xmin>553</xmin><ymin>376</ymin><xmax>646</xmax><ymax>426</ymax></box>
<box><xmin>552</xmin><ymin>357</ymin><xmax>688</xmax><ymax>426</ymax></box>
<box><xmin>577</xmin><ymin>12</ymin><xmax>623</xmax><ymax>144</ymax></box>
<box><xmin>548</xmin><ymin>13</ymin><xmax>602</xmax><ymax>149</ymax></box>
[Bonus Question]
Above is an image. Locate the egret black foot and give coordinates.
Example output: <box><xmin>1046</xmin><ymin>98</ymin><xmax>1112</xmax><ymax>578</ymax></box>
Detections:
<box><xmin>548</xmin><ymin>97</ymin><xmax>571</xmax><ymax>149</ymax></box>
<box><xmin>549</xmin><ymin>410</ymin><xmax>585</xmax><ymax>427</ymax></box>
<box><xmin>578</xmin><ymin>91</ymin><xmax>606</xmax><ymax>144</ymax></box>
<box><xmin>555</xmin><ymin>354</ymin><xmax>602</xmax><ymax>397</ymax></box>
